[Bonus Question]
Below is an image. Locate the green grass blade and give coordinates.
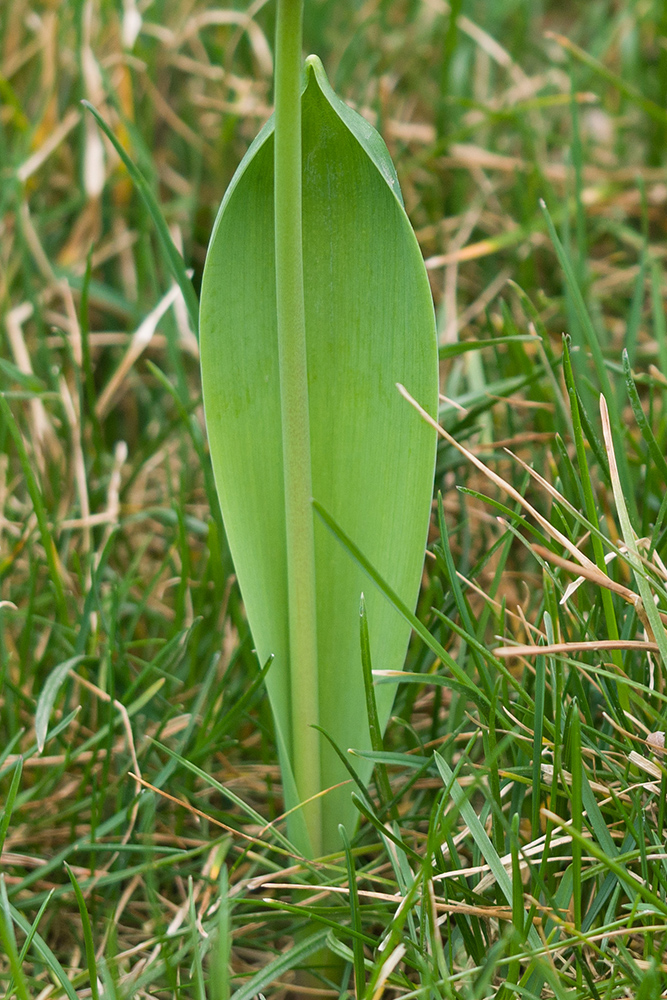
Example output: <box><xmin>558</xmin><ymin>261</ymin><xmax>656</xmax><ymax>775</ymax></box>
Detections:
<box><xmin>542</xmin><ymin>205</ymin><xmax>632</xmax><ymax>510</ymax></box>
<box><xmin>81</xmin><ymin>100</ymin><xmax>199</xmax><ymax>336</ymax></box>
<box><xmin>562</xmin><ymin>336</ymin><xmax>623</xmax><ymax>681</ymax></box>
<box><xmin>359</xmin><ymin>594</ymin><xmax>394</xmax><ymax>814</ymax></box>
<box><xmin>35</xmin><ymin>655</ymin><xmax>86</xmax><ymax>754</ymax></box>
<box><xmin>438</xmin><ymin>334</ymin><xmax>538</xmax><ymax>360</ymax></box>
<box><xmin>16</xmin><ymin>890</ymin><xmax>54</xmax><ymax>969</ymax></box>
<box><xmin>434</xmin><ymin>752</ymin><xmax>541</xmax><ymax>951</ymax></box>
<box><xmin>0</xmin><ymin>756</ymin><xmax>22</xmax><ymax>856</ymax></box>
<box><xmin>622</xmin><ymin>349</ymin><xmax>667</xmax><ymax>484</ymax></box>
<box><xmin>0</xmin><ymin>876</ymin><xmax>30</xmax><ymax>1000</ymax></box>
<box><xmin>64</xmin><ymin>863</ymin><xmax>100</xmax><ymax>1000</ymax></box>
<box><xmin>543</xmin><ymin>808</ymin><xmax>667</xmax><ymax>918</ymax></box>
<box><xmin>339</xmin><ymin>824</ymin><xmax>365</xmax><ymax>997</ymax></box>
<box><xmin>188</xmin><ymin>878</ymin><xmax>207</xmax><ymax>1000</ymax></box>
<box><xmin>569</xmin><ymin>702</ymin><xmax>583</xmax><ymax>933</ymax></box>
<box><xmin>600</xmin><ymin>394</ymin><xmax>667</xmax><ymax>670</ymax></box>
<box><xmin>313</xmin><ymin>500</ymin><xmax>488</xmax><ymax>709</ymax></box>
<box><xmin>230</xmin><ymin>928</ymin><xmax>330</xmax><ymax>1000</ymax></box>
<box><xmin>210</xmin><ymin>864</ymin><xmax>231</xmax><ymax>1000</ymax></box>
<box><xmin>531</xmin><ymin>653</ymin><xmax>545</xmax><ymax>840</ymax></box>
<box><xmin>0</xmin><ymin>395</ymin><xmax>67</xmax><ymax>623</ymax></box>
<box><xmin>547</xmin><ymin>31</ymin><xmax>667</xmax><ymax>126</ymax></box>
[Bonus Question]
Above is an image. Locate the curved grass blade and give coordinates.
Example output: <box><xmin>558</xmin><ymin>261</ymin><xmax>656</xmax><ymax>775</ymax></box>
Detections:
<box><xmin>81</xmin><ymin>101</ymin><xmax>199</xmax><ymax>336</ymax></box>
<box><xmin>200</xmin><ymin>55</ymin><xmax>438</xmax><ymax>853</ymax></box>
<box><xmin>230</xmin><ymin>928</ymin><xmax>329</xmax><ymax>1000</ymax></box>
<box><xmin>623</xmin><ymin>348</ymin><xmax>667</xmax><ymax>485</ymax></box>
<box><xmin>35</xmin><ymin>655</ymin><xmax>87</xmax><ymax>753</ymax></box>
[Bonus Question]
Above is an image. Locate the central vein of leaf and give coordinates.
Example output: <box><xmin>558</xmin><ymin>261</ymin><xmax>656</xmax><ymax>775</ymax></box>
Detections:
<box><xmin>274</xmin><ymin>0</ymin><xmax>322</xmax><ymax>857</ymax></box>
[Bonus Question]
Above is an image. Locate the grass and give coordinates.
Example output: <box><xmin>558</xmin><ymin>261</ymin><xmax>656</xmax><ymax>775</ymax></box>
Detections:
<box><xmin>2</xmin><ymin>0</ymin><xmax>667</xmax><ymax>996</ymax></box>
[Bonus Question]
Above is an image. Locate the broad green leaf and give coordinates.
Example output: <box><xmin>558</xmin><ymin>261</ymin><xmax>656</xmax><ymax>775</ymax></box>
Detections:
<box><xmin>200</xmin><ymin>55</ymin><xmax>437</xmax><ymax>855</ymax></box>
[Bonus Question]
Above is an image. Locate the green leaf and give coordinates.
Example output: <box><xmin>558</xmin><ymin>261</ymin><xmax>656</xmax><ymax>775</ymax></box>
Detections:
<box><xmin>200</xmin><ymin>55</ymin><xmax>437</xmax><ymax>854</ymax></box>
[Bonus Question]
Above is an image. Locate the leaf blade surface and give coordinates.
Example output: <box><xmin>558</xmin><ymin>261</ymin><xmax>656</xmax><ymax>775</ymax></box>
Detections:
<box><xmin>200</xmin><ymin>56</ymin><xmax>437</xmax><ymax>853</ymax></box>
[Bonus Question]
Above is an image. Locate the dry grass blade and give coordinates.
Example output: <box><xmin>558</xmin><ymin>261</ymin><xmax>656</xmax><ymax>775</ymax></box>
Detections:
<box><xmin>397</xmin><ymin>383</ymin><xmax>597</xmax><ymax>570</ymax></box>
<box><xmin>532</xmin><ymin>544</ymin><xmax>640</xmax><ymax>604</ymax></box>
<box><xmin>494</xmin><ymin>639</ymin><xmax>660</xmax><ymax>658</ymax></box>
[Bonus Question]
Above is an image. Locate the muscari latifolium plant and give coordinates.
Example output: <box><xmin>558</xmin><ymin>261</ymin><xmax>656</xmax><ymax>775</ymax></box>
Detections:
<box><xmin>199</xmin><ymin>0</ymin><xmax>439</xmax><ymax>859</ymax></box>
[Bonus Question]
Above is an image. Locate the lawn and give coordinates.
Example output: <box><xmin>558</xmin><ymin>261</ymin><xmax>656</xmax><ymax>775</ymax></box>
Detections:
<box><xmin>2</xmin><ymin>1</ymin><xmax>667</xmax><ymax>997</ymax></box>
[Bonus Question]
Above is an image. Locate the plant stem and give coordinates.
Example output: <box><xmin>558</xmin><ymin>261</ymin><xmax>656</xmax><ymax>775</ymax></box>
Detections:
<box><xmin>274</xmin><ymin>0</ymin><xmax>321</xmax><ymax>856</ymax></box>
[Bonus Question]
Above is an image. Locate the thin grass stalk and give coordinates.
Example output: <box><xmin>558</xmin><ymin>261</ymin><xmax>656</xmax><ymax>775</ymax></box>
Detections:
<box><xmin>273</xmin><ymin>0</ymin><xmax>321</xmax><ymax>855</ymax></box>
<box><xmin>0</xmin><ymin>756</ymin><xmax>22</xmax><ymax>856</ymax></box>
<box><xmin>339</xmin><ymin>824</ymin><xmax>365</xmax><ymax>996</ymax></box>
<box><xmin>507</xmin><ymin>813</ymin><xmax>522</xmax><ymax>989</ymax></box>
<box><xmin>562</xmin><ymin>337</ymin><xmax>626</xmax><ymax>697</ymax></box>
<box><xmin>65</xmin><ymin>863</ymin><xmax>100</xmax><ymax>1000</ymax></box>
<box><xmin>0</xmin><ymin>877</ymin><xmax>30</xmax><ymax>1000</ymax></box>
<box><xmin>569</xmin><ymin>704</ymin><xmax>583</xmax><ymax>940</ymax></box>
<box><xmin>531</xmin><ymin>653</ymin><xmax>545</xmax><ymax>839</ymax></box>
<box><xmin>359</xmin><ymin>595</ymin><xmax>394</xmax><ymax>816</ymax></box>
<box><xmin>600</xmin><ymin>394</ymin><xmax>667</xmax><ymax>673</ymax></box>
<box><xmin>650</xmin><ymin>262</ymin><xmax>667</xmax><ymax>377</ymax></box>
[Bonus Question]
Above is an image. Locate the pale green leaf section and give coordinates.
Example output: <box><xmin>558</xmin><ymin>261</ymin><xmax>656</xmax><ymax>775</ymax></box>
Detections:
<box><xmin>200</xmin><ymin>55</ymin><xmax>437</xmax><ymax>855</ymax></box>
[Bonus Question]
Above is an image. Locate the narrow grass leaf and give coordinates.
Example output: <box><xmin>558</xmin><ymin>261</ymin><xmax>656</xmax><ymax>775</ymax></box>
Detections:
<box><xmin>546</xmin><ymin>31</ymin><xmax>667</xmax><ymax>126</ymax></box>
<box><xmin>0</xmin><ymin>877</ymin><xmax>29</xmax><ymax>1000</ymax></box>
<box><xmin>434</xmin><ymin>753</ymin><xmax>541</xmax><ymax>950</ymax></box>
<box><xmin>531</xmin><ymin>655</ymin><xmax>545</xmax><ymax>840</ymax></box>
<box><xmin>622</xmin><ymin>349</ymin><xmax>667</xmax><ymax>484</ymax></box>
<box><xmin>16</xmin><ymin>890</ymin><xmax>54</xmax><ymax>969</ymax></box>
<box><xmin>188</xmin><ymin>879</ymin><xmax>207</xmax><ymax>1000</ymax></box>
<box><xmin>542</xmin><ymin>808</ymin><xmax>667</xmax><ymax>918</ymax></box>
<box><xmin>35</xmin><ymin>655</ymin><xmax>87</xmax><ymax>753</ymax></box>
<box><xmin>0</xmin><ymin>395</ymin><xmax>67</xmax><ymax>622</ymax></box>
<box><xmin>315</xmin><ymin>500</ymin><xmax>488</xmax><ymax>710</ymax></box>
<box><xmin>0</xmin><ymin>756</ymin><xmax>22</xmax><ymax>856</ymax></box>
<box><xmin>359</xmin><ymin>594</ymin><xmax>394</xmax><ymax>814</ymax></box>
<box><xmin>149</xmin><ymin>739</ymin><xmax>299</xmax><ymax>858</ymax></box>
<box><xmin>230</xmin><ymin>928</ymin><xmax>329</xmax><ymax>1000</ymax></box>
<box><xmin>542</xmin><ymin>203</ymin><xmax>633</xmax><ymax>508</ymax></box>
<box><xmin>210</xmin><ymin>865</ymin><xmax>231</xmax><ymax>1000</ymax></box>
<box><xmin>0</xmin><ymin>359</ymin><xmax>45</xmax><ymax>392</ymax></box>
<box><xmin>340</xmin><ymin>824</ymin><xmax>365</xmax><ymax>997</ymax></box>
<box><xmin>600</xmin><ymin>394</ymin><xmax>667</xmax><ymax>670</ymax></box>
<box><xmin>65</xmin><ymin>863</ymin><xmax>100</xmax><ymax>1000</ymax></box>
<box><xmin>213</xmin><ymin>654</ymin><xmax>274</xmax><ymax>737</ymax></box>
<box><xmin>81</xmin><ymin>101</ymin><xmax>199</xmax><ymax>335</ymax></box>
<box><xmin>569</xmin><ymin>703</ymin><xmax>583</xmax><ymax>931</ymax></box>
<box><xmin>438</xmin><ymin>334</ymin><xmax>538</xmax><ymax>360</ymax></box>
<box><xmin>563</xmin><ymin>336</ymin><xmax>623</xmax><ymax>681</ymax></box>
<box><xmin>350</xmin><ymin>792</ymin><xmax>422</xmax><ymax>864</ymax></box>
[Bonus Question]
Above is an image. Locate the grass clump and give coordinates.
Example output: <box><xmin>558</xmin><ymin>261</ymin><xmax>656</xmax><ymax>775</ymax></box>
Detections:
<box><xmin>3</xmin><ymin>1</ymin><xmax>667</xmax><ymax>997</ymax></box>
